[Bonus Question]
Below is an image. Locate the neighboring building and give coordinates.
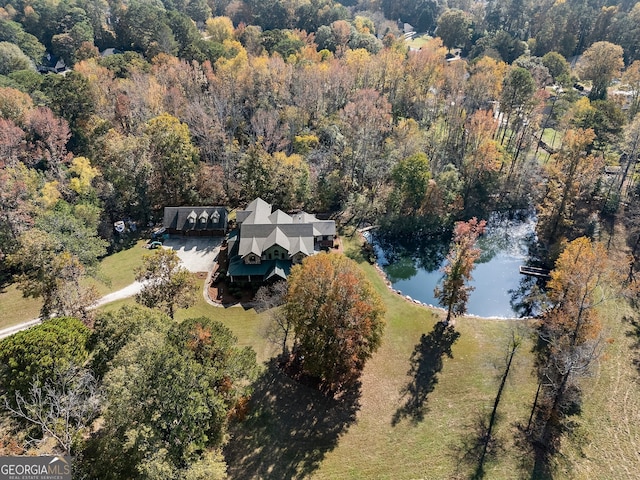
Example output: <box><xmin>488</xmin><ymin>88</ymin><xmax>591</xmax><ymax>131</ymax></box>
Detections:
<box><xmin>100</xmin><ymin>47</ymin><xmax>123</xmax><ymax>57</ymax></box>
<box><xmin>227</xmin><ymin>198</ymin><xmax>336</xmax><ymax>283</ymax></box>
<box><xmin>37</xmin><ymin>53</ymin><xmax>67</xmax><ymax>74</ymax></box>
<box><xmin>163</xmin><ymin>206</ymin><xmax>228</xmax><ymax>236</ymax></box>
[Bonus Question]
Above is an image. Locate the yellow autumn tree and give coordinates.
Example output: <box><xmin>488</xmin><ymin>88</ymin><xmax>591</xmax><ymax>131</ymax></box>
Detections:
<box><xmin>205</xmin><ymin>16</ymin><xmax>234</xmax><ymax>44</ymax></box>
<box><xmin>40</xmin><ymin>181</ymin><xmax>61</xmax><ymax>209</ymax></box>
<box><xmin>68</xmin><ymin>156</ymin><xmax>100</xmax><ymax>196</ymax></box>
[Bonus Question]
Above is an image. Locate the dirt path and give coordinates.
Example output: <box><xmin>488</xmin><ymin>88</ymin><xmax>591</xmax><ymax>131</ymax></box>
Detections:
<box><xmin>0</xmin><ymin>281</ymin><xmax>147</xmax><ymax>340</ymax></box>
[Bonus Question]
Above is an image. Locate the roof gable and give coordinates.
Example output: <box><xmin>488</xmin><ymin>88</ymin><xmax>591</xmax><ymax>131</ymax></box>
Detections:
<box><xmin>269</xmin><ymin>209</ymin><xmax>293</xmax><ymax>224</ymax></box>
<box><xmin>263</xmin><ymin>227</ymin><xmax>290</xmax><ymax>252</ymax></box>
<box><xmin>240</xmin><ymin>197</ymin><xmax>272</xmax><ymax>225</ymax></box>
<box><xmin>163</xmin><ymin>206</ymin><xmax>228</xmax><ymax>230</ymax></box>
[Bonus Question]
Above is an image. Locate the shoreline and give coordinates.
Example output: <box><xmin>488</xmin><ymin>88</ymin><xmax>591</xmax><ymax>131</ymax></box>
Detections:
<box><xmin>360</xmin><ymin>230</ymin><xmax>534</xmax><ymax>322</ymax></box>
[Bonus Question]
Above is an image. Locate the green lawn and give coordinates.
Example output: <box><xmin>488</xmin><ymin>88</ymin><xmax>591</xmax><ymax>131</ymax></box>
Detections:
<box><xmin>222</xmin><ymin>236</ymin><xmax>541</xmax><ymax>479</ymax></box>
<box><xmin>0</xmin><ymin>240</ymin><xmax>149</xmax><ymax>329</ymax></box>
<box><xmin>0</xmin><ymin>283</ymin><xmax>42</xmax><ymax>330</ymax></box>
<box><xmin>558</xmin><ymin>301</ymin><xmax>640</xmax><ymax>480</ymax></box>
<box><xmin>96</xmin><ymin>280</ymin><xmax>276</xmax><ymax>363</ymax></box>
<box><xmin>221</xmin><ymin>235</ymin><xmax>639</xmax><ymax>480</ymax></box>
<box><xmin>406</xmin><ymin>34</ymin><xmax>432</xmax><ymax>50</ymax></box>
<box><xmin>86</xmin><ymin>240</ymin><xmax>149</xmax><ymax>296</ymax></box>
<box><xmin>540</xmin><ymin>127</ymin><xmax>563</xmax><ymax>150</ymax></box>
<box><xmin>174</xmin><ymin>292</ymin><xmax>276</xmax><ymax>363</ymax></box>
<box><xmin>4</xmin><ymin>233</ymin><xmax>639</xmax><ymax>479</ymax></box>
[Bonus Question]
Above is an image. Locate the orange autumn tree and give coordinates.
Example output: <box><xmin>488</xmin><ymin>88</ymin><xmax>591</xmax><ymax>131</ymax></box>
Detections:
<box><xmin>284</xmin><ymin>252</ymin><xmax>385</xmax><ymax>392</ymax></box>
<box><xmin>537</xmin><ymin>128</ymin><xmax>602</xmax><ymax>245</ymax></box>
<box><xmin>435</xmin><ymin>218</ymin><xmax>487</xmax><ymax>325</ymax></box>
<box><xmin>544</xmin><ymin>237</ymin><xmax>616</xmax><ymax>343</ymax></box>
<box><xmin>528</xmin><ymin>237</ymin><xmax>623</xmax><ymax>475</ymax></box>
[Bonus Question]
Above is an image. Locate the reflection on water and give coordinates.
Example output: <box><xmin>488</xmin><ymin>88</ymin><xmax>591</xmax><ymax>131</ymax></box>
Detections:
<box><xmin>372</xmin><ymin>210</ymin><xmax>540</xmax><ymax>318</ymax></box>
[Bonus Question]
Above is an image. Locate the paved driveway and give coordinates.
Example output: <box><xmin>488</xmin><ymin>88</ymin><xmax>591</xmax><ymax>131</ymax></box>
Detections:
<box><xmin>162</xmin><ymin>236</ymin><xmax>223</xmax><ymax>272</ymax></box>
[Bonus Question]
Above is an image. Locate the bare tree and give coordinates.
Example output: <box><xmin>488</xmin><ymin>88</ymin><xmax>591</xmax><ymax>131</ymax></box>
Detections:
<box><xmin>4</xmin><ymin>365</ymin><xmax>102</xmax><ymax>456</ymax></box>
<box><xmin>254</xmin><ymin>281</ymin><xmax>292</xmax><ymax>357</ymax></box>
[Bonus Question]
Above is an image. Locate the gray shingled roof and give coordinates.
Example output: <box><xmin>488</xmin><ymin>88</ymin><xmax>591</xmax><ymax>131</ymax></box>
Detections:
<box><xmin>269</xmin><ymin>209</ymin><xmax>293</xmax><ymax>224</ymax></box>
<box><xmin>238</xmin><ymin>198</ymin><xmax>272</xmax><ymax>225</ymax></box>
<box><xmin>313</xmin><ymin>220</ymin><xmax>336</xmax><ymax>236</ymax></box>
<box><xmin>235</xmin><ymin>198</ymin><xmax>334</xmax><ymax>260</ymax></box>
<box><xmin>289</xmin><ymin>235</ymin><xmax>312</xmax><ymax>256</ymax></box>
<box><xmin>163</xmin><ymin>206</ymin><xmax>227</xmax><ymax>231</ymax></box>
<box><xmin>263</xmin><ymin>226</ymin><xmax>290</xmax><ymax>252</ymax></box>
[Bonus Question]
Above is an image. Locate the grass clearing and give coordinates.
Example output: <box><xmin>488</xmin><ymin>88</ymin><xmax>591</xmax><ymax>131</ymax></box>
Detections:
<box><xmin>406</xmin><ymin>34</ymin><xmax>432</xmax><ymax>50</ymax></box>
<box><xmin>0</xmin><ymin>283</ymin><xmax>42</xmax><ymax>330</ymax></box>
<box><xmin>540</xmin><ymin>128</ymin><xmax>563</xmax><ymax>150</ymax></box>
<box><xmin>174</xmin><ymin>288</ymin><xmax>276</xmax><ymax>364</ymax></box>
<box><xmin>5</xmin><ymin>231</ymin><xmax>640</xmax><ymax>479</ymax></box>
<box><xmin>222</xmin><ymin>234</ymin><xmax>640</xmax><ymax>479</ymax></box>
<box><xmin>224</xmin><ymin>235</ymin><xmax>541</xmax><ymax>479</ymax></box>
<box><xmin>559</xmin><ymin>300</ymin><xmax>640</xmax><ymax>479</ymax></box>
<box><xmin>95</xmin><ymin>274</ymin><xmax>276</xmax><ymax>364</ymax></box>
<box><xmin>86</xmin><ymin>240</ymin><xmax>149</xmax><ymax>296</ymax></box>
<box><xmin>0</xmin><ymin>240</ymin><xmax>149</xmax><ymax>329</ymax></box>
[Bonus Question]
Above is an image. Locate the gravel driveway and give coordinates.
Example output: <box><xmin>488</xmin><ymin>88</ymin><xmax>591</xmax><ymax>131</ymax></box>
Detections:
<box><xmin>162</xmin><ymin>236</ymin><xmax>223</xmax><ymax>273</ymax></box>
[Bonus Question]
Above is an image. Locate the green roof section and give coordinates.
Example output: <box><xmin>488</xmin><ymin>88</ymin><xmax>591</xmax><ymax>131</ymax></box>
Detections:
<box><xmin>228</xmin><ymin>258</ymin><xmax>291</xmax><ymax>280</ymax></box>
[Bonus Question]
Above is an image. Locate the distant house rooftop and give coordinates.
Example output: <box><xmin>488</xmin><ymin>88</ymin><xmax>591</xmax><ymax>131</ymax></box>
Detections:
<box><xmin>100</xmin><ymin>48</ymin><xmax>123</xmax><ymax>57</ymax></box>
<box><xmin>37</xmin><ymin>53</ymin><xmax>67</xmax><ymax>74</ymax></box>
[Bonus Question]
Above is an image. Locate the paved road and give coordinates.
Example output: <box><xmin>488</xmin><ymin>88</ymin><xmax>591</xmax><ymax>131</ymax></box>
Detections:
<box><xmin>93</xmin><ymin>280</ymin><xmax>145</xmax><ymax>308</ymax></box>
<box><xmin>0</xmin><ymin>318</ymin><xmax>42</xmax><ymax>340</ymax></box>
<box><xmin>0</xmin><ymin>238</ymin><xmax>221</xmax><ymax>340</ymax></box>
<box><xmin>0</xmin><ymin>280</ymin><xmax>147</xmax><ymax>340</ymax></box>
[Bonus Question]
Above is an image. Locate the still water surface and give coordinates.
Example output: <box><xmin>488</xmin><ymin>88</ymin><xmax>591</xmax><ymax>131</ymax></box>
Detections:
<box><xmin>372</xmin><ymin>211</ymin><xmax>538</xmax><ymax>318</ymax></box>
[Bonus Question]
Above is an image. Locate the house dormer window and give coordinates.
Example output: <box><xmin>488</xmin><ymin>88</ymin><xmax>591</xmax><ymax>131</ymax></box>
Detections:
<box><xmin>211</xmin><ymin>210</ymin><xmax>220</xmax><ymax>223</ymax></box>
<box><xmin>187</xmin><ymin>210</ymin><xmax>197</xmax><ymax>224</ymax></box>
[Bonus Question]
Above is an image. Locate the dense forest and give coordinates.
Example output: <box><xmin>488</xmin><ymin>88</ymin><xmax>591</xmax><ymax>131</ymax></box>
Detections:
<box><xmin>2</xmin><ymin>0</ymin><xmax>640</xmax><ymax>478</ymax></box>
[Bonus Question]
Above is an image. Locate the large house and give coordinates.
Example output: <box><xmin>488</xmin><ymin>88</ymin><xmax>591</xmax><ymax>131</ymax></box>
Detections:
<box><xmin>163</xmin><ymin>206</ymin><xmax>228</xmax><ymax>236</ymax></box>
<box><xmin>227</xmin><ymin>198</ymin><xmax>336</xmax><ymax>283</ymax></box>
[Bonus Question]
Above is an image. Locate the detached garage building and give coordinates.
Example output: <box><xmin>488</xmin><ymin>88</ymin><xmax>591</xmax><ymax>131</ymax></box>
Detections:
<box><xmin>163</xmin><ymin>206</ymin><xmax>228</xmax><ymax>236</ymax></box>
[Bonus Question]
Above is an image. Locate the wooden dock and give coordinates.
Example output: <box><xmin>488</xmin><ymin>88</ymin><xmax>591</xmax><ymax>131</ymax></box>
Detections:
<box><xmin>519</xmin><ymin>266</ymin><xmax>551</xmax><ymax>279</ymax></box>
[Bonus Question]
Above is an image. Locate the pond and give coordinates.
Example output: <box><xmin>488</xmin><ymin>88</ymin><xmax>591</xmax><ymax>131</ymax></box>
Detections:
<box><xmin>370</xmin><ymin>210</ymin><xmax>540</xmax><ymax>318</ymax></box>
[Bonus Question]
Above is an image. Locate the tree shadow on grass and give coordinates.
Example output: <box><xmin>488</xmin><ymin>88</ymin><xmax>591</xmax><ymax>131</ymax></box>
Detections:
<box><xmin>224</xmin><ymin>360</ymin><xmax>361</xmax><ymax>480</ymax></box>
<box><xmin>391</xmin><ymin>322</ymin><xmax>460</xmax><ymax>426</ymax></box>
<box><xmin>450</xmin><ymin>412</ymin><xmax>506</xmax><ymax>480</ymax></box>
<box><xmin>624</xmin><ymin>315</ymin><xmax>640</xmax><ymax>375</ymax></box>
